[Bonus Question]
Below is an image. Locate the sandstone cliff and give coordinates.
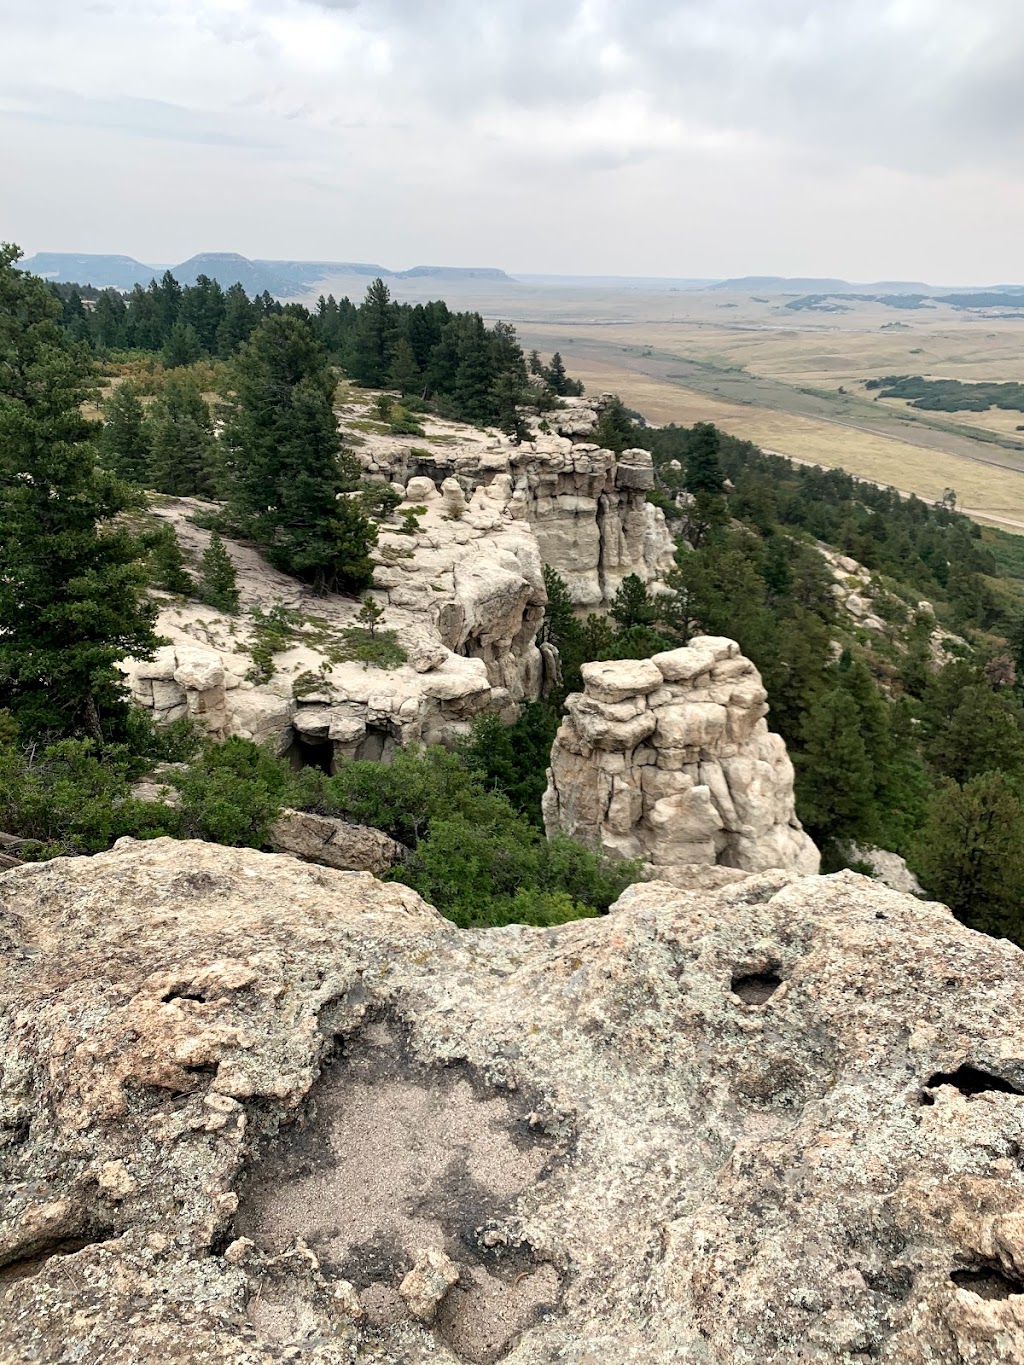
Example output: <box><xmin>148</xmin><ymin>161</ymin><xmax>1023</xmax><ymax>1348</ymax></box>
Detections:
<box><xmin>122</xmin><ymin>491</ymin><xmax>547</xmax><ymax>764</ymax></box>
<box><xmin>2</xmin><ymin>839</ymin><xmax>1023</xmax><ymax>1362</ymax></box>
<box><xmin>543</xmin><ymin>637</ymin><xmax>820</xmax><ymax>876</ymax></box>
<box><xmin>352</xmin><ymin>395</ymin><xmax>675</xmax><ymax>609</ymax></box>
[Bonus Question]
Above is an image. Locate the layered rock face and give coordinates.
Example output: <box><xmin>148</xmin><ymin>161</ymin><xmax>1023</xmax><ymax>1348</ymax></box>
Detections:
<box><xmin>543</xmin><ymin>637</ymin><xmax>820</xmax><ymax>876</ymax></box>
<box><xmin>355</xmin><ymin>398</ymin><xmax>675</xmax><ymax>609</ymax></box>
<box><xmin>121</xmin><ymin>494</ymin><xmax>547</xmax><ymax>765</ymax></box>
<box><xmin>3</xmin><ymin>839</ymin><xmax>1024</xmax><ymax>1362</ymax></box>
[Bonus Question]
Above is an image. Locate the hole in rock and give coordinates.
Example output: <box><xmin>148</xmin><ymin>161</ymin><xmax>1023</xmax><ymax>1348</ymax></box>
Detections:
<box><xmin>923</xmin><ymin>1065</ymin><xmax>1023</xmax><ymax>1099</ymax></box>
<box><xmin>731</xmin><ymin>969</ymin><xmax>782</xmax><ymax>1004</ymax></box>
<box><xmin>160</xmin><ymin>989</ymin><xmax>208</xmax><ymax>1004</ymax></box>
<box><xmin>233</xmin><ymin>1020</ymin><xmax>564</xmax><ymax>1362</ymax></box>
<box><xmin>0</xmin><ymin>1230</ymin><xmax>114</xmax><ymax>1294</ymax></box>
<box><xmin>294</xmin><ymin>735</ymin><xmax>334</xmax><ymax>776</ymax></box>
<box><xmin>951</xmin><ymin>1266</ymin><xmax>1024</xmax><ymax>1299</ymax></box>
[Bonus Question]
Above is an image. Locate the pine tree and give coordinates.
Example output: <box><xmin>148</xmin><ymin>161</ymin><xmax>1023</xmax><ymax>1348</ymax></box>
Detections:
<box><xmin>492</xmin><ymin>370</ymin><xmax>530</xmax><ymax>443</ymax></box>
<box><xmin>0</xmin><ymin>244</ymin><xmax>158</xmax><ymax>738</ymax></box>
<box><xmin>222</xmin><ymin>314</ymin><xmax>377</xmax><ymax>594</ymax></box>
<box><xmin>913</xmin><ymin>773</ymin><xmax>1024</xmax><ymax>943</ymax></box>
<box><xmin>453</xmin><ymin>314</ymin><xmax>497</xmax><ymax>423</ymax></box>
<box><xmin>794</xmin><ymin>688</ymin><xmax>877</xmax><ymax>847</ymax></box>
<box><xmin>592</xmin><ymin>396</ymin><xmax>636</xmax><ymax>453</ymax></box>
<box><xmin>350</xmin><ymin>278</ymin><xmax>396</xmax><ymax>387</ymax></box>
<box><xmin>98</xmin><ymin>383</ymin><xmax>151</xmax><ymax>484</ymax></box>
<box><xmin>161</xmin><ymin>321</ymin><xmax>203</xmax><ymax>369</ymax></box>
<box><xmin>388</xmin><ymin>337</ymin><xmax>422</xmax><ymax>395</ymax></box>
<box><xmin>148</xmin><ymin>373</ymin><xmax>218</xmax><ymax>498</ymax></box>
<box><xmin>198</xmin><ymin>532</ymin><xmax>239</xmax><ymax>614</ymax></box>
<box><xmin>685</xmin><ymin>422</ymin><xmax>725</xmax><ymax>496</ymax></box>
<box><xmin>540</xmin><ymin>565</ymin><xmax>585</xmax><ymax>694</ymax></box>
<box><xmin>610</xmin><ymin>574</ymin><xmax>657</xmax><ymax>629</ymax></box>
<box><xmin>546</xmin><ymin>351</ymin><xmax>569</xmax><ymax>396</ymax></box>
<box><xmin>217</xmin><ymin>283</ymin><xmax>257</xmax><ymax>357</ymax></box>
<box><xmin>148</xmin><ymin>524</ymin><xmax>194</xmax><ymax>595</ymax></box>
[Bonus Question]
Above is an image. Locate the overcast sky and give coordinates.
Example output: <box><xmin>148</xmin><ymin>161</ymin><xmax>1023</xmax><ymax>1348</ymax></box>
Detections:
<box><xmin>4</xmin><ymin>0</ymin><xmax>1023</xmax><ymax>282</ymax></box>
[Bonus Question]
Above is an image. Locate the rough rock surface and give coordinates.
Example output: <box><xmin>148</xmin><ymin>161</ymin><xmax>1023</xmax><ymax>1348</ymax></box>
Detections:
<box><xmin>269</xmin><ymin>809</ymin><xmax>407</xmax><ymax>875</ymax></box>
<box><xmin>354</xmin><ymin>396</ymin><xmax>675</xmax><ymax>608</ymax></box>
<box><xmin>543</xmin><ymin>637</ymin><xmax>820</xmax><ymax>876</ymax></box>
<box><xmin>121</xmin><ymin>494</ymin><xmax>546</xmax><ymax>763</ymax></box>
<box><xmin>3</xmin><ymin>839</ymin><xmax>1024</xmax><ymax>1362</ymax></box>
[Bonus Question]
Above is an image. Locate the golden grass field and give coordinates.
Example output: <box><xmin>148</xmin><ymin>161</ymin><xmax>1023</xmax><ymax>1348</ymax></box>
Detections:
<box><xmin>459</xmin><ymin>284</ymin><xmax>1024</xmax><ymax>530</ymax></box>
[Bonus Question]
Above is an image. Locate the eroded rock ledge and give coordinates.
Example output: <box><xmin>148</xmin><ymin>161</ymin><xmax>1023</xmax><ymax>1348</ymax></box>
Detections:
<box><xmin>543</xmin><ymin>637</ymin><xmax>820</xmax><ymax>876</ymax></box>
<box><xmin>3</xmin><ymin>839</ymin><xmax>1024</xmax><ymax>1362</ymax></box>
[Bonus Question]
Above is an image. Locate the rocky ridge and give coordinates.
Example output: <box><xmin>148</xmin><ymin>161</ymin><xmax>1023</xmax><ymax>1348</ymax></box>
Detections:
<box><xmin>543</xmin><ymin>637</ymin><xmax>819</xmax><ymax>876</ymax></box>
<box><xmin>2</xmin><ymin>838</ymin><xmax>1024</xmax><ymax>1362</ymax></box>
<box><xmin>122</xmin><ymin>395</ymin><xmax>673</xmax><ymax>764</ymax></box>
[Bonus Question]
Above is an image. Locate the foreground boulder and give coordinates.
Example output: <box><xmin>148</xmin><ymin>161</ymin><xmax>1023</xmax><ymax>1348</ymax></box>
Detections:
<box><xmin>543</xmin><ymin>637</ymin><xmax>820</xmax><ymax>876</ymax></box>
<box><xmin>2</xmin><ymin>839</ymin><xmax>1024</xmax><ymax>1362</ymax></box>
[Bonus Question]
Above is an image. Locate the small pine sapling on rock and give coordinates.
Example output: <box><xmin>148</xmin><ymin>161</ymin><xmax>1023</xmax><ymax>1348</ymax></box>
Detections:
<box><xmin>355</xmin><ymin>595</ymin><xmax>386</xmax><ymax>638</ymax></box>
<box><xmin>148</xmin><ymin>525</ymin><xmax>195</xmax><ymax>596</ymax></box>
<box><xmin>198</xmin><ymin>532</ymin><xmax>240</xmax><ymax>614</ymax></box>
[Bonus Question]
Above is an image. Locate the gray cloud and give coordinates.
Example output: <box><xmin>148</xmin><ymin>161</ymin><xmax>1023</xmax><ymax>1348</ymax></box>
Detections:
<box><xmin>3</xmin><ymin>0</ymin><xmax>1024</xmax><ymax>278</ymax></box>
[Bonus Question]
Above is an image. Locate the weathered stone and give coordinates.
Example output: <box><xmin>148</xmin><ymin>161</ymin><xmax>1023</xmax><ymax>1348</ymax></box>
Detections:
<box><xmin>2</xmin><ymin>839</ymin><xmax>1024</xmax><ymax>1363</ymax></box>
<box><xmin>545</xmin><ymin>638</ymin><xmax>819</xmax><ymax>876</ymax></box>
<box><xmin>398</xmin><ymin>1247</ymin><xmax>460</xmax><ymax>1322</ymax></box>
<box><xmin>270</xmin><ymin>809</ymin><xmax>406</xmax><ymax>875</ymax></box>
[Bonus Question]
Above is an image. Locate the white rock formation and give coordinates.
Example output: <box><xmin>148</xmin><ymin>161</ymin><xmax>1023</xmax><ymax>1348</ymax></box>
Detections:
<box><xmin>543</xmin><ymin>637</ymin><xmax>820</xmax><ymax>876</ymax></box>
<box><xmin>120</xmin><ymin>494</ymin><xmax>548</xmax><ymax>765</ymax></box>
<box><xmin>353</xmin><ymin>397</ymin><xmax>674</xmax><ymax>608</ymax></box>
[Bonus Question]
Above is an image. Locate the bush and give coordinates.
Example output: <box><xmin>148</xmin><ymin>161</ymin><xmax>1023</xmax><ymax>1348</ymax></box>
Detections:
<box><xmin>298</xmin><ymin>745</ymin><xmax>641</xmax><ymax>926</ymax></box>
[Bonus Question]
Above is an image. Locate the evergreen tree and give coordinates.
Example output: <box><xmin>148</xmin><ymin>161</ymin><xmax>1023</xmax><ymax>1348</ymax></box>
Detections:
<box><xmin>610</xmin><ymin>574</ymin><xmax>657</xmax><ymax>630</ymax></box>
<box><xmin>98</xmin><ymin>383</ymin><xmax>151</xmax><ymax>484</ymax></box>
<box><xmin>546</xmin><ymin>351</ymin><xmax>569</xmax><ymax>395</ymax></box>
<box><xmin>350</xmin><ymin>277</ymin><xmax>396</xmax><ymax>386</ymax></box>
<box><xmin>388</xmin><ymin>336</ymin><xmax>422</xmax><ymax>395</ymax></box>
<box><xmin>492</xmin><ymin>369</ymin><xmax>530</xmax><ymax>443</ymax></box>
<box><xmin>685</xmin><ymin>422</ymin><xmax>725</xmax><ymax>495</ymax></box>
<box><xmin>592</xmin><ymin>396</ymin><xmax>636</xmax><ymax>453</ymax></box>
<box><xmin>453</xmin><ymin>314</ymin><xmax>497</xmax><ymax>422</ymax></box>
<box><xmin>161</xmin><ymin>321</ymin><xmax>203</xmax><ymax>369</ymax></box>
<box><xmin>914</xmin><ymin>773</ymin><xmax>1024</xmax><ymax>943</ymax></box>
<box><xmin>0</xmin><ymin>244</ymin><xmax>158</xmax><ymax>738</ymax></box>
<box><xmin>222</xmin><ymin>314</ymin><xmax>376</xmax><ymax>593</ymax></box>
<box><xmin>794</xmin><ymin>688</ymin><xmax>877</xmax><ymax>847</ymax></box>
<box><xmin>528</xmin><ymin>349</ymin><xmax>544</xmax><ymax>376</ymax></box>
<box><xmin>148</xmin><ymin>524</ymin><xmax>194</xmax><ymax>595</ymax></box>
<box><xmin>540</xmin><ymin>565</ymin><xmax>585</xmax><ymax>694</ymax></box>
<box><xmin>148</xmin><ymin>373</ymin><xmax>218</xmax><ymax>498</ymax></box>
<box><xmin>217</xmin><ymin>283</ymin><xmax>257</xmax><ymax>357</ymax></box>
<box><xmin>198</xmin><ymin>532</ymin><xmax>239</xmax><ymax>614</ymax></box>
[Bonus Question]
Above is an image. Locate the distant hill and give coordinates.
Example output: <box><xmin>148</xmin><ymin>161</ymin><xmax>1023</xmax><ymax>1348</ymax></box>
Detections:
<box><xmin>710</xmin><ymin>276</ymin><xmax>938</xmax><ymax>295</ymax></box>
<box><xmin>19</xmin><ymin>251</ymin><xmax>515</xmax><ymax>297</ymax></box>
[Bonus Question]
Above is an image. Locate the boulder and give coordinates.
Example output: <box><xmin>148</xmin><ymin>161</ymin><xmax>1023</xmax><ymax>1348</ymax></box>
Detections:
<box><xmin>2</xmin><ymin>839</ymin><xmax>1024</xmax><ymax>1362</ymax></box>
<box><xmin>270</xmin><ymin>809</ymin><xmax>406</xmax><ymax>875</ymax></box>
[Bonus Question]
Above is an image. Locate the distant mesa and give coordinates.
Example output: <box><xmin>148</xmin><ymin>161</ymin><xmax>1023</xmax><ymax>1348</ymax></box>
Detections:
<box><xmin>18</xmin><ymin>251</ymin><xmax>515</xmax><ymax>297</ymax></box>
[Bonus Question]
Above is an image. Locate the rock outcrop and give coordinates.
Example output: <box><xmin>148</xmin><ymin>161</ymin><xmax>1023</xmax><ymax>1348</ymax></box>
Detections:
<box><xmin>543</xmin><ymin>637</ymin><xmax>820</xmax><ymax>876</ymax></box>
<box><xmin>3</xmin><ymin>839</ymin><xmax>1024</xmax><ymax>1362</ymax></box>
<box><xmin>353</xmin><ymin>396</ymin><xmax>675</xmax><ymax>608</ymax></box>
<box><xmin>121</xmin><ymin>494</ymin><xmax>547</xmax><ymax>764</ymax></box>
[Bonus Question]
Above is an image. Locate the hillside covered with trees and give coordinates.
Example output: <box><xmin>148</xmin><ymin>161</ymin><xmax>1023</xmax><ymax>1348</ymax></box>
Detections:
<box><xmin>6</xmin><ymin>244</ymin><xmax>1024</xmax><ymax>947</ymax></box>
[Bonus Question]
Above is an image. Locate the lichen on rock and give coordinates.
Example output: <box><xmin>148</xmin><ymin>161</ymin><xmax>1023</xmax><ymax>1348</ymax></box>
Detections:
<box><xmin>3</xmin><ymin>838</ymin><xmax>1024</xmax><ymax>1361</ymax></box>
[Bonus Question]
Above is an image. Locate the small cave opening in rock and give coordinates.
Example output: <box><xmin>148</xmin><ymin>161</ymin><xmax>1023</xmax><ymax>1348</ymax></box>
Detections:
<box><xmin>731</xmin><ymin>969</ymin><xmax>782</xmax><ymax>1004</ymax></box>
<box><xmin>160</xmin><ymin>988</ymin><xmax>208</xmax><ymax>1004</ymax></box>
<box><xmin>951</xmin><ymin>1265</ymin><xmax>1024</xmax><ymax>1300</ymax></box>
<box><xmin>292</xmin><ymin>735</ymin><xmax>335</xmax><ymax>776</ymax></box>
<box><xmin>921</xmin><ymin>1064</ymin><xmax>1023</xmax><ymax>1102</ymax></box>
<box><xmin>232</xmin><ymin>1020</ymin><xmax>565</xmax><ymax>1363</ymax></box>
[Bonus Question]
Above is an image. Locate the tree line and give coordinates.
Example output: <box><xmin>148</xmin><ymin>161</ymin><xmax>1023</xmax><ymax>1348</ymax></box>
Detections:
<box><xmin>50</xmin><ymin>268</ymin><xmax>581</xmax><ymax>437</ymax></box>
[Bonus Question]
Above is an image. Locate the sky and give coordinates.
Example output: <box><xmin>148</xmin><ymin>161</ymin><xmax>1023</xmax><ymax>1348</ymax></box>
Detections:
<box><xmin>3</xmin><ymin>0</ymin><xmax>1024</xmax><ymax>282</ymax></box>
